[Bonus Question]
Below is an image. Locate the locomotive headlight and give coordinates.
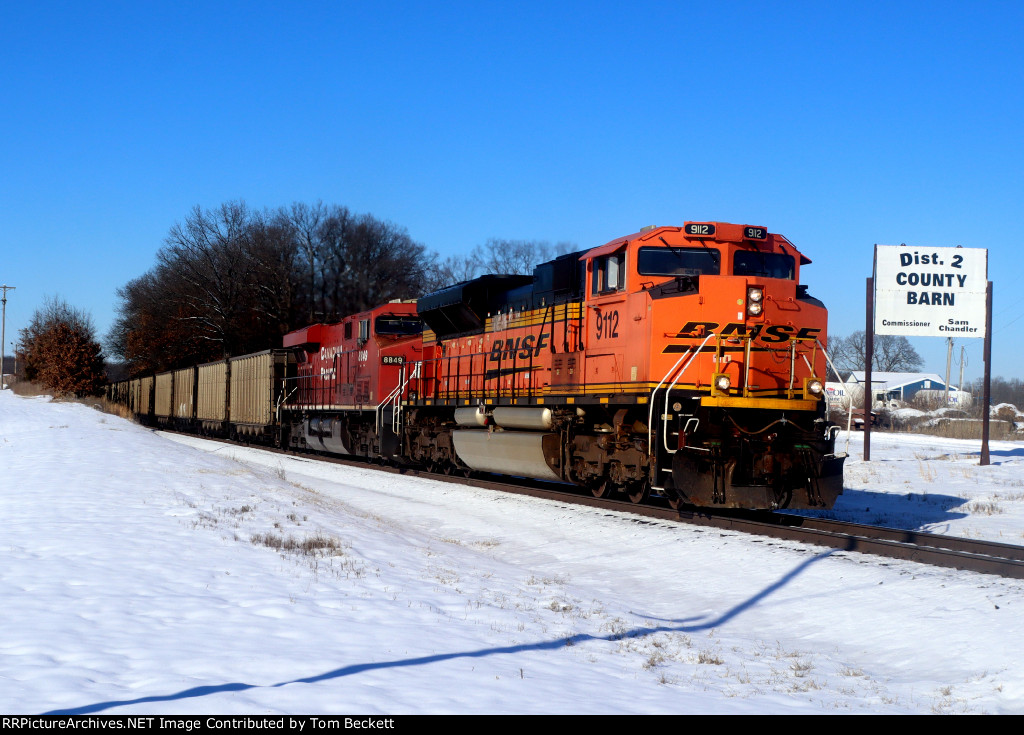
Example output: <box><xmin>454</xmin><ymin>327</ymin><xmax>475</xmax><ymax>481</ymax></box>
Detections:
<box><xmin>714</xmin><ymin>374</ymin><xmax>731</xmax><ymax>392</ymax></box>
<box><xmin>803</xmin><ymin>378</ymin><xmax>824</xmax><ymax>399</ymax></box>
<box><xmin>746</xmin><ymin>287</ymin><xmax>764</xmax><ymax>317</ymax></box>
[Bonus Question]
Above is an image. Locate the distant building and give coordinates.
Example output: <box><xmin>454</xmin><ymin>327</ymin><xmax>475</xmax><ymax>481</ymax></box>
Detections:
<box><xmin>846</xmin><ymin>371</ymin><xmax>958</xmax><ymax>406</ymax></box>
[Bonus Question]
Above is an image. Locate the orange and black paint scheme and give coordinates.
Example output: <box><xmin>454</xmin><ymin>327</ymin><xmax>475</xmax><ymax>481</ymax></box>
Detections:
<box><xmin>394</xmin><ymin>221</ymin><xmax>844</xmax><ymax>509</ymax></box>
<box><xmin>249</xmin><ymin>222</ymin><xmax>844</xmax><ymax>510</ymax></box>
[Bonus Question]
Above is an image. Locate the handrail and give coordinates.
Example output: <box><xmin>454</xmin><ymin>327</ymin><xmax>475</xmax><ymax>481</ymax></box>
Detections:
<box><xmin>662</xmin><ymin>334</ymin><xmax>716</xmax><ymax>453</ymax></box>
<box><xmin>646</xmin><ymin>332</ymin><xmax>716</xmax><ymax>457</ymax></box>
<box><xmin>376</xmin><ymin>361</ymin><xmax>422</xmax><ymax>437</ymax></box>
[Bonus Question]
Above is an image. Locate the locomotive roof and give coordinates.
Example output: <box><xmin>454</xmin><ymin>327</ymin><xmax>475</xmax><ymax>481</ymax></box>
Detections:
<box><xmin>579</xmin><ymin>224</ymin><xmax>812</xmax><ymax>265</ymax></box>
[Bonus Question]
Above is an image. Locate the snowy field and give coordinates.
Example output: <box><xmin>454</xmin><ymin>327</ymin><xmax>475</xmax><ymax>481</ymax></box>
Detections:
<box><xmin>2</xmin><ymin>391</ymin><xmax>1024</xmax><ymax>714</ymax></box>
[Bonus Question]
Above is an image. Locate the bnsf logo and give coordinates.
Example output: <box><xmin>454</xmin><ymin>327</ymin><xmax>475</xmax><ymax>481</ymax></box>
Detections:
<box><xmin>488</xmin><ymin>333</ymin><xmax>550</xmax><ymax>362</ymax></box>
<box><xmin>670</xmin><ymin>321</ymin><xmax>822</xmax><ymax>344</ymax></box>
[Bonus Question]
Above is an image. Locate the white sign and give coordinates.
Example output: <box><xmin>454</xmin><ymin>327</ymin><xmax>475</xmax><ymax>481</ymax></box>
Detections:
<box><xmin>874</xmin><ymin>245</ymin><xmax>988</xmax><ymax>338</ymax></box>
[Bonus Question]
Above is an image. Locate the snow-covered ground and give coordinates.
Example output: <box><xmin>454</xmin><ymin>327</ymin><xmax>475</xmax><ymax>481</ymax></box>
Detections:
<box><xmin>2</xmin><ymin>390</ymin><xmax>1023</xmax><ymax>714</ymax></box>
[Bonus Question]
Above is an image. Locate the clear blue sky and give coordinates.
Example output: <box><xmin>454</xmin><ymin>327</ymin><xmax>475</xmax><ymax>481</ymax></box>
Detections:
<box><xmin>1</xmin><ymin>1</ymin><xmax>1021</xmax><ymax>382</ymax></box>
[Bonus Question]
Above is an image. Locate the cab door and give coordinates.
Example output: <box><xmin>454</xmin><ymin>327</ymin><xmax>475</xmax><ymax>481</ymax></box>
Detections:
<box><xmin>585</xmin><ymin>249</ymin><xmax>628</xmax><ymax>391</ymax></box>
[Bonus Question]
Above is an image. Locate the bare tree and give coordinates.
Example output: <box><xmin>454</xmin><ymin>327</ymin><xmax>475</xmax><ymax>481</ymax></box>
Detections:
<box><xmin>246</xmin><ymin>210</ymin><xmax>304</xmax><ymax>345</ymax></box>
<box><xmin>423</xmin><ymin>239</ymin><xmax>579</xmax><ymax>292</ymax></box>
<box><xmin>830</xmin><ymin>331</ymin><xmax>924</xmax><ymax>373</ymax></box>
<box><xmin>284</xmin><ymin>201</ymin><xmax>329</xmax><ymax>322</ymax></box>
<box><xmin>421</xmin><ymin>252</ymin><xmax>479</xmax><ymax>292</ymax></box>
<box><xmin>160</xmin><ymin>201</ymin><xmax>256</xmax><ymax>356</ymax></box>
<box><xmin>467</xmin><ymin>238</ymin><xmax>576</xmax><ymax>276</ymax></box>
<box><xmin>108</xmin><ymin>270</ymin><xmax>205</xmax><ymax>374</ymax></box>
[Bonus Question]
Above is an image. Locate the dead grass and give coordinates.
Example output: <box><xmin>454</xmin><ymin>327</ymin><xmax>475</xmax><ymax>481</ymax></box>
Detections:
<box><xmin>11</xmin><ymin>381</ymin><xmax>136</xmax><ymax>421</ymax></box>
<box><xmin>96</xmin><ymin>398</ymin><xmax>133</xmax><ymax>420</ymax></box>
<box><xmin>911</xmin><ymin>419</ymin><xmax>1018</xmax><ymax>440</ymax></box>
<box><xmin>916</xmin><ymin>456</ymin><xmax>937</xmax><ymax>482</ymax></box>
<box><xmin>251</xmin><ymin>532</ymin><xmax>342</xmax><ymax>556</ymax></box>
<box><xmin>966</xmin><ymin>500</ymin><xmax>1004</xmax><ymax>516</ymax></box>
<box><xmin>9</xmin><ymin>380</ymin><xmax>49</xmax><ymax>397</ymax></box>
<box><xmin>697</xmin><ymin>649</ymin><xmax>724</xmax><ymax>665</ymax></box>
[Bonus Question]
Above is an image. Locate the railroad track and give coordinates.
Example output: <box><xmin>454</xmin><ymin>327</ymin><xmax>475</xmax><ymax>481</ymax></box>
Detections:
<box><xmin>161</xmin><ymin>429</ymin><xmax>1024</xmax><ymax>580</ymax></box>
<box><xmin>437</xmin><ymin>472</ymin><xmax>1024</xmax><ymax>580</ymax></box>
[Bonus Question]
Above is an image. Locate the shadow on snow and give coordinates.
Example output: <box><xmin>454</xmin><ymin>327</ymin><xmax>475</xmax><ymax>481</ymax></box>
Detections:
<box><xmin>46</xmin><ymin>549</ymin><xmax>837</xmax><ymax>715</ymax></box>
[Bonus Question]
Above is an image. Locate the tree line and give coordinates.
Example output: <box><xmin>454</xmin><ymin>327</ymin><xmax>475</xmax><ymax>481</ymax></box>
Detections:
<box><xmin>105</xmin><ymin>201</ymin><xmax>432</xmax><ymax>374</ymax></box>
<box><xmin>10</xmin><ymin>200</ymin><xmax>570</xmax><ymax>393</ymax></box>
<box><xmin>65</xmin><ymin>199</ymin><xmax>567</xmax><ymax>380</ymax></box>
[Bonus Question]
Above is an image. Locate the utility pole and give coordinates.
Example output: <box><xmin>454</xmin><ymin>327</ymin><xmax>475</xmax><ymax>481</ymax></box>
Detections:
<box><xmin>1</xmin><ymin>285</ymin><xmax>14</xmax><ymax>389</ymax></box>
<box><xmin>945</xmin><ymin>337</ymin><xmax>953</xmax><ymax>406</ymax></box>
<box><xmin>958</xmin><ymin>346</ymin><xmax>966</xmax><ymax>394</ymax></box>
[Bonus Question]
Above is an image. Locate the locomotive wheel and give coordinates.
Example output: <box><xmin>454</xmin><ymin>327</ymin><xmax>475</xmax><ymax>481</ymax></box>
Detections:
<box><xmin>626</xmin><ymin>481</ymin><xmax>650</xmax><ymax>504</ymax></box>
<box><xmin>590</xmin><ymin>478</ymin><xmax>617</xmax><ymax>499</ymax></box>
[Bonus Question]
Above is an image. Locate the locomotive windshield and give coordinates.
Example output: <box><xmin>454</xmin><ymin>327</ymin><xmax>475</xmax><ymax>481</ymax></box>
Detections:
<box><xmin>734</xmin><ymin>251</ymin><xmax>795</xmax><ymax>279</ymax></box>
<box><xmin>637</xmin><ymin>246</ymin><xmax>720</xmax><ymax>277</ymax></box>
<box><xmin>375</xmin><ymin>315</ymin><xmax>423</xmax><ymax>335</ymax></box>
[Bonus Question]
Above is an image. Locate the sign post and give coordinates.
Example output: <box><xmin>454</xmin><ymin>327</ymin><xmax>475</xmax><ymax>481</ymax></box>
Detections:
<box><xmin>864</xmin><ymin>278</ymin><xmax>873</xmax><ymax>461</ymax></box>
<box><xmin>871</xmin><ymin>245</ymin><xmax>991</xmax><ymax>464</ymax></box>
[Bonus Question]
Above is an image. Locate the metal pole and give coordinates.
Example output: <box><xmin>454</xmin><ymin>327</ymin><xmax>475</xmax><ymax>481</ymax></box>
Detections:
<box><xmin>945</xmin><ymin>337</ymin><xmax>953</xmax><ymax>407</ymax></box>
<box><xmin>1</xmin><ymin>285</ymin><xmax>15</xmax><ymax>389</ymax></box>
<box><xmin>865</xmin><ymin>276</ymin><xmax>873</xmax><ymax>461</ymax></box>
<box><xmin>981</xmin><ymin>281</ymin><xmax>993</xmax><ymax>466</ymax></box>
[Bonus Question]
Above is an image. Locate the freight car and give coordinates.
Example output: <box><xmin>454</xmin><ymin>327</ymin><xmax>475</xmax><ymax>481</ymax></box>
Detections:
<box><xmin>110</xmin><ymin>221</ymin><xmax>845</xmax><ymax>511</ymax></box>
<box><xmin>110</xmin><ymin>351</ymin><xmax>293</xmax><ymax>441</ymax></box>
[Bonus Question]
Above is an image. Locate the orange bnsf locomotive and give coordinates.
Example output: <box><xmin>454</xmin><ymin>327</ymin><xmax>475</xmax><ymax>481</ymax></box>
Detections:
<box><xmin>277</xmin><ymin>221</ymin><xmax>845</xmax><ymax>510</ymax></box>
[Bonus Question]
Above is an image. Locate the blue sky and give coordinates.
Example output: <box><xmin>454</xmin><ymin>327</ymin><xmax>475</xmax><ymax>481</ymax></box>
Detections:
<box><xmin>1</xmin><ymin>1</ymin><xmax>1021</xmax><ymax>381</ymax></box>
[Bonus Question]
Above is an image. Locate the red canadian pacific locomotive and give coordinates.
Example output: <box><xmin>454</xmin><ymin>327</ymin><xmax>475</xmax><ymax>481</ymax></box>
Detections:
<box><xmin>112</xmin><ymin>221</ymin><xmax>845</xmax><ymax>510</ymax></box>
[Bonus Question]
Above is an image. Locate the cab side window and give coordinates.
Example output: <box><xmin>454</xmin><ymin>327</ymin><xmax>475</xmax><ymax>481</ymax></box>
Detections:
<box><xmin>591</xmin><ymin>253</ymin><xmax>626</xmax><ymax>295</ymax></box>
